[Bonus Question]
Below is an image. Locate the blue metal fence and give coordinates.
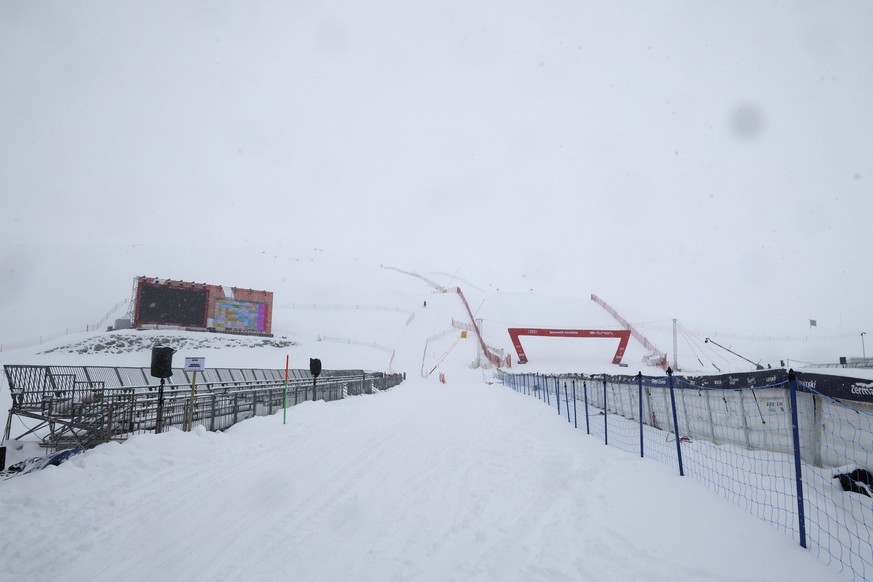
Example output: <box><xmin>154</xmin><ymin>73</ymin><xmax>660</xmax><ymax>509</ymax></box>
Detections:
<box><xmin>498</xmin><ymin>368</ymin><xmax>873</xmax><ymax>581</ymax></box>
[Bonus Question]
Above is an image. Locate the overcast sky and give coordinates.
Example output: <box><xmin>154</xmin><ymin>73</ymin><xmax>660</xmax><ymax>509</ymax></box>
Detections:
<box><xmin>2</xmin><ymin>1</ymin><xmax>871</xmax><ymax>335</ymax></box>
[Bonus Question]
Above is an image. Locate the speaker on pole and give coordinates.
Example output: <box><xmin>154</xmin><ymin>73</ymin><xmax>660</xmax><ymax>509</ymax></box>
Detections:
<box><xmin>309</xmin><ymin>358</ymin><xmax>322</xmax><ymax>378</ymax></box>
<box><xmin>151</xmin><ymin>346</ymin><xmax>175</xmax><ymax>379</ymax></box>
<box><xmin>310</xmin><ymin>358</ymin><xmax>321</xmax><ymax>401</ymax></box>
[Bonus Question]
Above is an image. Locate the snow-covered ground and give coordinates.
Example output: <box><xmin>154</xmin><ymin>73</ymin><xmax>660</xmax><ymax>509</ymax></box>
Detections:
<box><xmin>0</xmin><ymin>248</ymin><xmax>858</xmax><ymax>581</ymax></box>
<box><xmin>3</xmin><ymin>1</ymin><xmax>872</xmax><ymax>579</ymax></box>
<box><xmin>1</xmin><ymin>373</ymin><xmax>844</xmax><ymax>582</ymax></box>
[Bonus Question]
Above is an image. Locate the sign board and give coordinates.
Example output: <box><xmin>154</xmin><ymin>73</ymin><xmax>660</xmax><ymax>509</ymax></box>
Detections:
<box><xmin>184</xmin><ymin>357</ymin><xmax>206</xmax><ymax>372</ymax></box>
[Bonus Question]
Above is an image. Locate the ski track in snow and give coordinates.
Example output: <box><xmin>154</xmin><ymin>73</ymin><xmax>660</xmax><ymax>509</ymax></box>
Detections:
<box><xmin>1</xmin><ymin>378</ymin><xmax>842</xmax><ymax>582</ymax></box>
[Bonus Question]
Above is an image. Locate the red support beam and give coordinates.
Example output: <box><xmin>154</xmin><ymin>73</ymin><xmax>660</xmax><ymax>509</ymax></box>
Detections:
<box><xmin>507</xmin><ymin>328</ymin><xmax>631</xmax><ymax>365</ymax></box>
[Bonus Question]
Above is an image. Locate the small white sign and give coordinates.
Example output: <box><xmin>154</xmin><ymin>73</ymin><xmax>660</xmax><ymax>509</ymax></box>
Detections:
<box><xmin>184</xmin><ymin>357</ymin><xmax>206</xmax><ymax>372</ymax></box>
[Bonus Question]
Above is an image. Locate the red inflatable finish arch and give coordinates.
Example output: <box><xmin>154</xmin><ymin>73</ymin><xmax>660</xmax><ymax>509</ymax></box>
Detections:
<box><xmin>507</xmin><ymin>328</ymin><xmax>631</xmax><ymax>365</ymax></box>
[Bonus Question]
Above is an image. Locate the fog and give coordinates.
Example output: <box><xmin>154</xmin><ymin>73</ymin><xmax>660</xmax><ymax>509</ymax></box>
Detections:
<box><xmin>2</xmin><ymin>1</ymin><xmax>871</xmax><ymax>346</ymax></box>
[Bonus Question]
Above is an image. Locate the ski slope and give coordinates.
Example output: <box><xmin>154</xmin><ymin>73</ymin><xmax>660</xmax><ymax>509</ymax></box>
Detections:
<box><xmin>0</xmin><ymin>251</ymin><xmax>848</xmax><ymax>581</ymax></box>
<box><xmin>0</xmin><ymin>373</ymin><xmax>843</xmax><ymax>582</ymax></box>
<box><xmin>2</xmin><ymin>1</ymin><xmax>871</xmax><ymax>578</ymax></box>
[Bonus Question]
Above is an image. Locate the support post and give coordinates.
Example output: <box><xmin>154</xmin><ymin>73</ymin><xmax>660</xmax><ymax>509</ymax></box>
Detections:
<box><xmin>155</xmin><ymin>378</ymin><xmax>165</xmax><ymax>434</ymax></box>
<box><xmin>583</xmin><ymin>380</ymin><xmax>590</xmax><ymax>434</ymax></box>
<box><xmin>186</xmin><ymin>370</ymin><xmax>198</xmax><ymax>432</ymax></box>
<box><xmin>811</xmin><ymin>394</ymin><xmax>823</xmax><ymax>468</ymax></box>
<box><xmin>738</xmin><ymin>389</ymin><xmax>752</xmax><ymax>450</ymax></box>
<box><xmin>667</xmin><ymin>368</ymin><xmax>684</xmax><ymax>476</ymax></box>
<box><xmin>572</xmin><ymin>380</ymin><xmax>578</xmax><ymax>429</ymax></box>
<box><xmin>638</xmin><ymin>372</ymin><xmax>644</xmax><ymax>458</ymax></box>
<box><xmin>210</xmin><ymin>393</ymin><xmax>216</xmax><ymax>431</ymax></box>
<box><xmin>283</xmin><ymin>355</ymin><xmax>289</xmax><ymax>425</ymax></box>
<box><xmin>564</xmin><ymin>382</ymin><xmax>571</xmax><ymax>423</ymax></box>
<box><xmin>705</xmin><ymin>389</ymin><xmax>718</xmax><ymax>444</ymax></box>
<box><xmin>602</xmin><ymin>374</ymin><xmax>608</xmax><ymax>445</ymax></box>
<box><xmin>555</xmin><ymin>377</ymin><xmax>561</xmax><ymax>416</ymax></box>
<box><xmin>787</xmin><ymin>370</ymin><xmax>808</xmax><ymax>548</ymax></box>
<box><xmin>106</xmin><ymin>402</ymin><xmax>114</xmax><ymax>445</ymax></box>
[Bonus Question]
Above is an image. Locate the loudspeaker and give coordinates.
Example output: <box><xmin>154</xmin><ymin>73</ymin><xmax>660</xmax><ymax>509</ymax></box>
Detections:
<box><xmin>309</xmin><ymin>358</ymin><xmax>322</xmax><ymax>378</ymax></box>
<box><xmin>840</xmin><ymin>356</ymin><xmax>848</xmax><ymax>365</ymax></box>
<box><xmin>151</xmin><ymin>346</ymin><xmax>175</xmax><ymax>378</ymax></box>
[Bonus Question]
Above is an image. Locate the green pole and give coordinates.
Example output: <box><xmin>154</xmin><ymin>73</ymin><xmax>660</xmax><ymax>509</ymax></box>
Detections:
<box><xmin>283</xmin><ymin>355</ymin><xmax>289</xmax><ymax>424</ymax></box>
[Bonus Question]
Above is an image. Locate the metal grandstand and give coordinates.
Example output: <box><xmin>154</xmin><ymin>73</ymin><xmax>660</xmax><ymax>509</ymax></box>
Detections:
<box><xmin>3</xmin><ymin>364</ymin><xmax>402</xmax><ymax>452</ymax></box>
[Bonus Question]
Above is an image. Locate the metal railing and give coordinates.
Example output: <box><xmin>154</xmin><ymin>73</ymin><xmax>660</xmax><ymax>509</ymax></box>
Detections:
<box><xmin>3</xmin><ymin>365</ymin><xmax>403</xmax><ymax>452</ymax></box>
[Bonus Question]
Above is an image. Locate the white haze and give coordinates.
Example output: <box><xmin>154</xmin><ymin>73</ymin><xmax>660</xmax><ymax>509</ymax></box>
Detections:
<box><xmin>1</xmin><ymin>4</ymin><xmax>872</xmax><ymax>357</ymax></box>
<box><xmin>1</xmin><ymin>6</ymin><xmax>871</xmax><ymax>578</ymax></box>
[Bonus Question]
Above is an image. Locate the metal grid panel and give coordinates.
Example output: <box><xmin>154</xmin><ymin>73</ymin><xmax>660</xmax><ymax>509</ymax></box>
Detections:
<box><xmin>117</xmin><ymin>367</ymin><xmax>151</xmax><ymax>387</ymax></box>
<box><xmin>289</xmin><ymin>369</ymin><xmax>311</xmax><ymax>380</ymax></box>
<box><xmin>46</xmin><ymin>366</ymin><xmax>90</xmax><ymax>384</ymax></box>
<box><xmin>165</xmin><ymin>368</ymin><xmax>190</xmax><ymax>387</ymax></box>
<box><xmin>5</xmin><ymin>366</ymin><xmax>50</xmax><ymax>407</ymax></box>
<box><xmin>83</xmin><ymin>367</ymin><xmax>124</xmax><ymax>389</ymax></box>
<box><xmin>199</xmin><ymin>369</ymin><xmax>224</xmax><ymax>384</ymax></box>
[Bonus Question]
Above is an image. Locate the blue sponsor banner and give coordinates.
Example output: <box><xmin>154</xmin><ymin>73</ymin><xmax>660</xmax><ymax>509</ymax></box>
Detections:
<box><xmin>569</xmin><ymin>369</ymin><xmax>873</xmax><ymax>404</ymax></box>
<box><xmin>794</xmin><ymin>371</ymin><xmax>873</xmax><ymax>404</ymax></box>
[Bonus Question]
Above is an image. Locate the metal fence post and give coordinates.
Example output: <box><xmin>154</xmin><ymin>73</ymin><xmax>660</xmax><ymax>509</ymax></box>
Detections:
<box><xmin>638</xmin><ymin>372</ymin><xmax>644</xmax><ymax>458</ymax></box>
<box><xmin>583</xmin><ymin>380</ymin><xmax>590</xmax><ymax>434</ymax></box>
<box><xmin>555</xmin><ymin>377</ymin><xmax>561</xmax><ymax>415</ymax></box>
<box><xmin>602</xmin><ymin>374</ymin><xmax>608</xmax><ymax>446</ymax></box>
<box><xmin>564</xmin><ymin>382</ymin><xmax>571</xmax><ymax>423</ymax></box>
<box><xmin>106</xmin><ymin>402</ymin><xmax>114</xmax><ymax>445</ymax></box>
<box><xmin>544</xmin><ymin>375</ymin><xmax>550</xmax><ymax>406</ymax></box>
<box><xmin>787</xmin><ymin>370</ymin><xmax>808</xmax><ymax>548</ymax></box>
<box><xmin>210</xmin><ymin>393</ymin><xmax>216</xmax><ymax>431</ymax></box>
<box><xmin>572</xmin><ymin>380</ymin><xmax>578</xmax><ymax>428</ymax></box>
<box><xmin>155</xmin><ymin>378</ymin><xmax>165</xmax><ymax>434</ymax></box>
<box><xmin>667</xmin><ymin>368</ymin><xmax>684</xmax><ymax>476</ymax></box>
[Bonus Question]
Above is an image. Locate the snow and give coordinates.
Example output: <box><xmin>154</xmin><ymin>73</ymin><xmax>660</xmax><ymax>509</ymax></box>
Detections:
<box><xmin>2</xmin><ymin>1</ymin><xmax>872</xmax><ymax>580</ymax></box>
<box><xmin>0</xmin><ymin>375</ymin><xmax>843</xmax><ymax>582</ymax></box>
<box><xmin>0</xmin><ymin>250</ymin><xmax>853</xmax><ymax>581</ymax></box>
<box><xmin>1</xmin><ymin>1</ymin><xmax>872</xmax><ymax>341</ymax></box>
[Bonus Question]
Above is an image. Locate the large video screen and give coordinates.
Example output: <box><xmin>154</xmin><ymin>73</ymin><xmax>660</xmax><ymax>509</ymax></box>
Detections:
<box><xmin>137</xmin><ymin>284</ymin><xmax>208</xmax><ymax>327</ymax></box>
<box><xmin>212</xmin><ymin>299</ymin><xmax>267</xmax><ymax>332</ymax></box>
